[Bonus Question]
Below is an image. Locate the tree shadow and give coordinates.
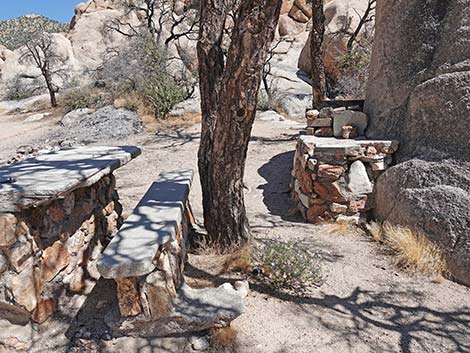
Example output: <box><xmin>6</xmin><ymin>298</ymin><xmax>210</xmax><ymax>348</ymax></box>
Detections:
<box><xmin>257</xmin><ymin>150</ymin><xmax>304</xmax><ymax>223</ymax></box>
<box><xmin>250</xmin><ymin>282</ymin><xmax>470</xmax><ymax>353</ymax></box>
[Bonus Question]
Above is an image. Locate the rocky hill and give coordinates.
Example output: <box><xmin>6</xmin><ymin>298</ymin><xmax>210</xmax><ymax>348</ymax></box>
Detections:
<box><xmin>0</xmin><ymin>14</ymin><xmax>68</xmax><ymax>50</ymax></box>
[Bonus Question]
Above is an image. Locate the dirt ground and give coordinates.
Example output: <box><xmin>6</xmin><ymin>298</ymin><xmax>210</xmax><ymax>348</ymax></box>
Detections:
<box><xmin>0</xmin><ymin>106</ymin><xmax>469</xmax><ymax>353</ymax></box>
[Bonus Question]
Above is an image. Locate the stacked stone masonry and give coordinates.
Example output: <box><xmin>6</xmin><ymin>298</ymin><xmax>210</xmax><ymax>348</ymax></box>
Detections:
<box><xmin>0</xmin><ymin>146</ymin><xmax>140</xmax><ymax>325</ymax></box>
<box><xmin>97</xmin><ymin>169</ymin><xmax>246</xmax><ymax>337</ymax></box>
<box><xmin>292</xmin><ymin>108</ymin><xmax>399</xmax><ymax>223</ymax></box>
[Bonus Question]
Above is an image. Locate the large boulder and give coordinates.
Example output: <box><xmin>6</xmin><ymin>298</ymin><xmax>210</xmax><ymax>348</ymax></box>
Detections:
<box><xmin>365</xmin><ymin>0</ymin><xmax>470</xmax><ymax>285</ymax></box>
<box><xmin>375</xmin><ymin>160</ymin><xmax>470</xmax><ymax>285</ymax></box>
<box><xmin>67</xmin><ymin>8</ymin><xmax>140</xmax><ymax>72</ymax></box>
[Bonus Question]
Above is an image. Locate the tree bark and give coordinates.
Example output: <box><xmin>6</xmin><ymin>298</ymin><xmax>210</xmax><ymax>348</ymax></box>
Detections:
<box><xmin>310</xmin><ymin>0</ymin><xmax>326</xmax><ymax>108</ymax></box>
<box><xmin>197</xmin><ymin>0</ymin><xmax>227</xmax><ymax>244</ymax></box>
<box><xmin>197</xmin><ymin>0</ymin><xmax>282</xmax><ymax>247</ymax></box>
<box><xmin>43</xmin><ymin>71</ymin><xmax>57</xmax><ymax>108</ymax></box>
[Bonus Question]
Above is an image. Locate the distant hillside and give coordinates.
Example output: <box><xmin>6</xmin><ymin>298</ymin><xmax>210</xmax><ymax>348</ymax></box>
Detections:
<box><xmin>0</xmin><ymin>14</ymin><xmax>69</xmax><ymax>50</ymax></box>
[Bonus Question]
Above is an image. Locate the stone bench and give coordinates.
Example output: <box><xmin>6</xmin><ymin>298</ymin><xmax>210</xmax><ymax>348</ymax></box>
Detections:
<box><xmin>97</xmin><ymin>169</ymin><xmax>246</xmax><ymax>337</ymax></box>
<box><xmin>0</xmin><ymin>146</ymin><xmax>140</xmax><ymax>325</ymax></box>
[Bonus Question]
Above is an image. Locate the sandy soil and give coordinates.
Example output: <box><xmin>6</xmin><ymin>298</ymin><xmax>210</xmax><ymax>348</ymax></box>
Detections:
<box><xmin>0</xmin><ymin>108</ymin><xmax>469</xmax><ymax>353</ymax></box>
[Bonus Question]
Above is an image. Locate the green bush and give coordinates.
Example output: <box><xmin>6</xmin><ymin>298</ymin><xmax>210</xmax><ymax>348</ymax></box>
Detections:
<box><xmin>60</xmin><ymin>87</ymin><xmax>111</xmax><ymax>113</ymax></box>
<box><xmin>257</xmin><ymin>240</ymin><xmax>322</xmax><ymax>292</ymax></box>
<box><xmin>338</xmin><ymin>49</ymin><xmax>370</xmax><ymax>72</ymax></box>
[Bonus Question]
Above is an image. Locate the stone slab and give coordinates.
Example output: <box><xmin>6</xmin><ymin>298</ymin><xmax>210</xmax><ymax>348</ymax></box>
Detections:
<box><xmin>299</xmin><ymin>136</ymin><xmax>399</xmax><ymax>152</ymax></box>
<box><xmin>0</xmin><ymin>146</ymin><xmax>141</xmax><ymax>212</ymax></box>
<box><xmin>116</xmin><ymin>283</ymin><xmax>245</xmax><ymax>337</ymax></box>
<box><xmin>97</xmin><ymin>169</ymin><xmax>194</xmax><ymax>279</ymax></box>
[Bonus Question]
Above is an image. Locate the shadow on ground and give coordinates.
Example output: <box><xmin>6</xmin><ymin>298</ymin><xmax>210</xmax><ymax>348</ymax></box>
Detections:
<box><xmin>257</xmin><ymin>150</ymin><xmax>304</xmax><ymax>222</ymax></box>
<box><xmin>185</xmin><ymin>259</ymin><xmax>470</xmax><ymax>353</ymax></box>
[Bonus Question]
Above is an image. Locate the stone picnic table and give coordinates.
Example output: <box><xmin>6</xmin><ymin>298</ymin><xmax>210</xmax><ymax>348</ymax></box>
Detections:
<box><xmin>0</xmin><ymin>146</ymin><xmax>140</xmax><ymax>324</ymax></box>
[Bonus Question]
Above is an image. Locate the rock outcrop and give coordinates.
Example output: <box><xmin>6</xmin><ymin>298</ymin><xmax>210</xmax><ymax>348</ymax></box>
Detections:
<box><xmin>365</xmin><ymin>0</ymin><xmax>470</xmax><ymax>285</ymax></box>
<box><xmin>298</xmin><ymin>0</ymin><xmax>374</xmax><ymax>76</ymax></box>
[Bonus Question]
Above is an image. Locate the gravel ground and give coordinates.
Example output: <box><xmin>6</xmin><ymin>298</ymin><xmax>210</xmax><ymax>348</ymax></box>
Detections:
<box><xmin>0</xmin><ymin>107</ymin><xmax>469</xmax><ymax>353</ymax></box>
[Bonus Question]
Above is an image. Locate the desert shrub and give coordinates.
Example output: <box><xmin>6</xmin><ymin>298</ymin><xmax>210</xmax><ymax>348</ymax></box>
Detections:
<box><xmin>60</xmin><ymin>87</ymin><xmax>111</xmax><ymax>113</ymax></box>
<box><xmin>334</xmin><ymin>48</ymin><xmax>371</xmax><ymax>99</ymax></box>
<box><xmin>257</xmin><ymin>240</ymin><xmax>322</xmax><ymax>291</ymax></box>
<box><xmin>257</xmin><ymin>80</ymin><xmax>287</xmax><ymax>112</ymax></box>
<box><xmin>141</xmin><ymin>73</ymin><xmax>186</xmax><ymax>118</ymax></box>
<box><xmin>338</xmin><ymin>49</ymin><xmax>370</xmax><ymax>72</ymax></box>
<box><xmin>98</xmin><ymin>32</ymin><xmax>194</xmax><ymax>119</ymax></box>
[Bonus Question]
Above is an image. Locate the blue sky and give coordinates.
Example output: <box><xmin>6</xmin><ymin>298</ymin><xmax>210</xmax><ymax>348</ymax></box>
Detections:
<box><xmin>0</xmin><ymin>0</ymin><xmax>84</xmax><ymax>22</ymax></box>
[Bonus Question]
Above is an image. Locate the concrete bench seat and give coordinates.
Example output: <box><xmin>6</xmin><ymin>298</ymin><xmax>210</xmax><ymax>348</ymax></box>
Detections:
<box><xmin>97</xmin><ymin>169</ymin><xmax>194</xmax><ymax>279</ymax></box>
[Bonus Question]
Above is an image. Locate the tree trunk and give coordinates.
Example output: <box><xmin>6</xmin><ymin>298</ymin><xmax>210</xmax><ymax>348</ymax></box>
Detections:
<box><xmin>197</xmin><ymin>0</ymin><xmax>227</xmax><ymax>244</ymax></box>
<box><xmin>310</xmin><ymin>0</ymin><xmax>326</xmax><ymax>108</ymax></box>
<box><xmin>197</xmin><ymin>0</ymin><xmax>282</xmax><ymax>247</ymax></box>
<box><xmin>43</xmin><ymin>71</ymin><xmax>57</xmax><ymax>108</ymax></box>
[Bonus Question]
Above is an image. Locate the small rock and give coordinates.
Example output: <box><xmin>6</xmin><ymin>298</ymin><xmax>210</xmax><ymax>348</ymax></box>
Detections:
<box><xmin>10</xmin><ymin>258</ymin><xmax>39</xmax><ymax>312</ymax></box>
<box><xmin>330</xmin><ymin>203</ymin><xmax>348</xmax><ymax>214</ymax></box>
<box><xmin>16</xmin><ymin>145</ymin><xmax>35</xmax><ymax>155</ymax></box>
<box><xmin>371</xmin><ymin>161</ymin><xmax>386</xmax><ymax>171</ymax></box>
<box><xmin>336</xmin><ymin>215</ymin><xmax>360</xmax><ymax>225</ymax></box>
<box><xmin>310</xmin><ymin>117</ymin><xmax>332</xmax><ymax>128</ymax></box>
<box><xmin>0</xmin><ymin>214</ymin><xmax>17</xmax><ymax>248</ymax></box>
<box><xmin>24</xmin><ymin>113</ymin><xmax>46</xmax><ymax>122</ymax></box>
<box><xmin>347</xmin><ymin>161</ymin><xmax>373</xmax><ymax>196</ymax></box>
<box><xmin>341</xmin><ymin>125</ymin><xmax>359</xmax><ymax>139</ymax></box>
<box><xmin>31</xmin><ymin>298</ymin><xmax>57</xmax><ymax>324</ymax></box>
<box><xmin>314</xmin><ymin>127</ymin><xmax>334</xmax><ymax>137</ymax></box>
<box><xmin>306</xmin><ymin>109</ymin><xmax>320</xmax><ymax>119</ymax></box>
<box><xmin>348</xmin><ymin>198</ymin><xmax>368</xmax><ymax>213</ymax></box>
<box><xmin>191</xmin><ymin>336</ymin><xmax>210</xmax><ymax>351</ymax></box>
<box><xmin>0</xmin><ymin>252</ymin><xmax>7</xmax><ymax>273</ymax></box>
<box><xmin>319</xmin><ymin>107</ymin><xmax>334</xmax><ymax>119</ymax></box>
<box><xmin>314</xmin><ymin>182</ymin><xmax>348</xmax><ymax>203</ymax></box>
<box><xmin>333</xmin><ymin>111</ymin><xmax>368</xmax><ymax>137</ymax></box>
<box><xmin>298</xmin><ymin>192</ymin><xmax>310</xmax><ymax>208</ymax></box>
<box><xmin>257</xmin><ymin>110</ymin><xmax>286</xmax><ymax>122</ymax></box>
<box><xmin>6</xmin><ymin>240</ymin><xmax>33</xmax><ymax>273</ymax></box>
<box><xmin>41</xmin><ymin>241</ymin><xmax>70</xmax><ymax>282</ymax></box>
<box><xmin>61</xmin><ymin>108</ymin><xmax>92</xmax><ymax>127</ymax></box>
<box><xmin>307</xmin><ymin>158</ymin><xmax>318</xmax><ymax>171</ymax></box>
<box><xmin>317</xmin><ymin>164</ymin><xmax>345</xmax><ymax>180</ymax></box>
<box><xmin>366</xmin><ymin>146</ymin><xmax>377</xmax><ymax>156</ymax></box>
<box><xmin>234</xmin><ymin>280</ymin><xmax>250</xmax><ymax>298</ymax></box>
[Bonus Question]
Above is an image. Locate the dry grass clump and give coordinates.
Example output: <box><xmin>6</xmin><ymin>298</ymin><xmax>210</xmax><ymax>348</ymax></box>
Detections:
<box><xmin>368</xmin><ymin>221</ymin><xmax>384</xmax><ymax>242</ymax></box>
<box><xmin>326</xmin><ymin>221</ymin><xmax>356</xmax><ymax>235</ymax></box>
<box><xmin>369</xmin><ymin>222</ymin><xmax>447</xmax><ymax>277</ymax></box>
<box><xmin>209</xmin><ymin>326</ymin><xmax>238</xmax><ymax>350</ymax></box>
<box><xmin>222</xmin><ymin>245</ymin><xmax>253</xmax><ymax>274</ymax></box>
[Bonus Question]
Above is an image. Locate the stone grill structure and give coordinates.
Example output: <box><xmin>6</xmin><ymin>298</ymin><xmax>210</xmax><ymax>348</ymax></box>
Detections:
<box><xmin>292</xmin><ymin>108</ymin><xmax>399</xmax><ymax>223</ymax></box>
<box><xmin>0</xmin><ymin>146</ymin><xmax>140</xmax><ymax>325</ymax></box>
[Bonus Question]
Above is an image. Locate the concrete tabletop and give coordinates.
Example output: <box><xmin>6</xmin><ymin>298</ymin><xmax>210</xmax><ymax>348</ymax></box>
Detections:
<box><xmin>0</xmin><ymin>146</ymin><xmax>141</xmax><ymax>212</ymax></box>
